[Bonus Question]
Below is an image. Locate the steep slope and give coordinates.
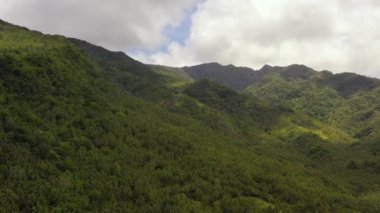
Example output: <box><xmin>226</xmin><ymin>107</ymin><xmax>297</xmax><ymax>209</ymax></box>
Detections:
<box><xmin>317</xmin><ymin>72</ymin><xmax>380</xmax><ymax>97</ymax></box>
<box><xmin>183</xmin><ymin>63</ymin><xmax>264</xmax><ymax>90</ymax></box>
<box><xmin>1</xmin><ymin>20</ymin><xmax>380</xmax><ymax>212</ymax></box>
<box><xmin>69</xmin><ymin>38</ymin><xmax>172</xmax><ymax>102</ymax></box>
<box><xmin>245</xmin><ymin>74</ymin><xmax>345</xmax><ymax>120</ymax></box>
<box><xmin>330</xmin><ymin>87</ymin><xmax>380</xmax><ymax>138</ymax></box>
<box><xmin>184</xmin><ymin>79</ymin><xmax>353</xmax><ymax>144</ymax></box>
<box><xmin>175</xmin><ymin>61</ymin><xmax>380</xmax><ymax>134</ymax></box>
<box><xmin>256</xmin><ymin>64</ymin><xmax>380</xmax><ymax>97</ymax></box>
<box><xmin>181</xmin><ymin>62</ymin><xmax>380</xmax><ymax>98</ymax></box>
<box><xmin>150</xmin><ymin>65</ymin><xmax>193</xmax><ymax>90</ymax></box>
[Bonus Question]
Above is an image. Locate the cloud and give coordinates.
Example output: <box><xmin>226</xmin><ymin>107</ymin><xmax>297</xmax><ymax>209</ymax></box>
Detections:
<box><xmin>0</xmin><ymin>0</ymin><xmax>197</xmax><ymax>50</ymax></box>
<box><xmin>1</xmin><ymin>0</ymin><xmax>380</xmax><ymax>78</ymax></box>
<box><xmin>135</xmin><ymin>0</ymin><xmax>380</xmax><ymax>78</ymax></box>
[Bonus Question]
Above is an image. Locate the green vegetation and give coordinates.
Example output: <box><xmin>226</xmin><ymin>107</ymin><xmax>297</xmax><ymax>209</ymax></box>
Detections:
<box><xmin>246</xmin><ymin>74</ymin><xmax>344</xmax><ymax>120</ymax></box>
<box><xmin>1</xmin><ymin>19</ymin><xmax>380</xmax><ymax>212</ymax></box>
<box><xmin>151</xmin><ymin>65</ymin><xmax>193</xmax><ymax>90</ymax></box>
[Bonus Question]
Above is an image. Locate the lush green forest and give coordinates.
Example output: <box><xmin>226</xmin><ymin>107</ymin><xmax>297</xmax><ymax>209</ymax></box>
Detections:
<box><xmin>1</xmin><ymin>19</ymin><xmax>380</xmax><ymax>212</ymax></box>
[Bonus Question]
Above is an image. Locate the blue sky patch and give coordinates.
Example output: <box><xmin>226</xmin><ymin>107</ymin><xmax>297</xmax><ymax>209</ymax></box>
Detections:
<box><xmin>127</xmin><ymin>1</ymin><xmax>201</xmax><ymax>57</ymax></box>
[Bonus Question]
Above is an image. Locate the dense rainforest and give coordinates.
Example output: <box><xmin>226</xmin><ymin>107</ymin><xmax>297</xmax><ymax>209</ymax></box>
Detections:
<box><xmin>1</xmin><ymin>19</ymin><xmax>380</xmax><ymax>212</ymax></box>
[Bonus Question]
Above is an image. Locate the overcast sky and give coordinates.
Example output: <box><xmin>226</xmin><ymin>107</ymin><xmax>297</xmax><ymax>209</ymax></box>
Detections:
<box><xmin>1</xmin><ymin>0</ymin><xmax>380</xmax><ymax>77</ymax></box>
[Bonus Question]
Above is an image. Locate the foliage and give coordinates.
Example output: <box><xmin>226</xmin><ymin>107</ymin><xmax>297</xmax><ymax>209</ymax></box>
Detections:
<box><xmin>246</xmin><ymin>74</ymin><xmax>344</xmax><ymax>120</ymax></box>
<box><xmin>0</xmin><ymin>20</ymin><xmax>380</xmax><ymax>212</ymax></box>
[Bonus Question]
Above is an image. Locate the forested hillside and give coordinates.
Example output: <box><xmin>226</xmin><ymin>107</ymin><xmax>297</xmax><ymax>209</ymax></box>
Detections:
<box><xmin>1</xmin><ymin>19</ymin><xmax>380</xmax><ymax>212</ymax></box>
<box><xmin>175</xmin><ymin>62</ymin><xmax>380</xmax><ymax>139</ymax></box>
<box><xmin>183</xmin><ymin>62</ymin><xmax>380</xmax><ymax>98</ymax></box>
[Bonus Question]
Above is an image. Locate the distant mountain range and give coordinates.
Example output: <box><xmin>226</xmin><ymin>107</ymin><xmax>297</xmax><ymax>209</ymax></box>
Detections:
<box><xmin>182</xmin><ymin>62</ymin><xmax>380</xmax><ymax>97</ymax></box>
<box><xmin>154</xmin><ymin>60</ymin><xmax>380</xmax><ymax>137</ymax></box>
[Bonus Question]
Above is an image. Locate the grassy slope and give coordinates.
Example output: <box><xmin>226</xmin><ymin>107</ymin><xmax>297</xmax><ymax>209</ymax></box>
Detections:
<box><xmin>0</xmin><ymin>20</ymin><xmax>380</xmax><ymax>212</ymax></box>
<box><xmin>151</xmin><ymin>65</ymin><xmax>193</xmax><ymax>89</ymax></box>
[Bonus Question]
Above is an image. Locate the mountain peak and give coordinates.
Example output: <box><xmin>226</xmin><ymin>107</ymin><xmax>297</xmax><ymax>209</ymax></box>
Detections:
<box><xmin>200</xmin><ymin>62</ymin><xmax>222</xmax><ymax>67</ymax></box>
<box><xmin>260</xmin><ymin>64</ymin><xmax>273</xmax><ymax>71</ymax></box>
<box><xmin>183</xmin><ymin>62</ymin><xmax>257</xmax><ymax>90</ymax></box>
<box><xmin>286</xmin><ymin>64</ymin><xmax>311</xmax><ymax>69</ymax></box>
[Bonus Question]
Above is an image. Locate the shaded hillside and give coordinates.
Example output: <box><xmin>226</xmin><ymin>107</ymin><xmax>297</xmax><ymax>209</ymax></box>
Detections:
<box><xmin>180</xmin><ymin>63</ymin><xmax>380</xmax><ymax>123</ymax></box>
<box><xmin>150</xmin><ymin>65</ymin><xmax>193</xmax><ymax>90</ymax></box>
<box><xmin>317</xmin><ymin>72</ymin><xmax>380</xmax><ymax>97</ymax></box>
<box><xmin>181</xmin><ymin>63</ymin><xmax>380</xmax><ymax>98</ymax></box>
<box><xmin>256</xmin><ymin>64</ymin><xmax>380</xmax><ymax>97</ymax></box>
<box><xmin>264</xmin><ymin>64</ymin><xmax>316</xmax><ymax>81</ymax></box>
<box><xmin>69</xmin><ymin>38</ymin><xmax>172</xmax><ymax>101</ymax></box>
<box><xmin>330</xmin><ymin>87</ymin><xmax>380</xmax><ymax>138</ymax></box>
<box><xmin>183</xmin><ymin>63</ymin><xmax>264</xmax><ymax>90</ymax></box>
<box><xmin>183</xmin><ymin>79</ymin><xmax>281</xmax><ymax>132</ymax></box>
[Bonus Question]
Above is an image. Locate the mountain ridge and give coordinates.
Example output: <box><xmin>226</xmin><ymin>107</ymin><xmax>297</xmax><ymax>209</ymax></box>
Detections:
<box><xmin>179</xmin><ymin>62</ymin><xmax>380</xmax><ymax>97</ymax></box>
<box><xmin>183</xmin><ymin>62</ymin><xmax>380</xmax><ymax>81</ymax></box>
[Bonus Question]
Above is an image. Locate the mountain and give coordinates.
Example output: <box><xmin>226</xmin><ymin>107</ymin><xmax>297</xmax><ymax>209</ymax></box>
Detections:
<box><xmin>183</xmin><ymin>63</ymin><xmax>262</xmax><ymax>90</ymax></box>
<box><xmin>182</xmin><ymin>62</ymin><xmax>380</xmax><ymax>97</ymax></box>
<box><xmin>317</xmin><ymin>72</ymin><xmax>380</xmax><ymax>97</ymax></box>
<box><xmin>1</xmin><ymin>19</ymin><xmax>380</xmax><ymax>212</ymax></box>
<box><xmin>330</xmin><ymin>87</ymin><xmax>380</xmax><ymax>138</ymax></box>
<box><xmin>173</xmin><ymin>62</ymin><xmax>380</xmax><ymax>130</ymax></box>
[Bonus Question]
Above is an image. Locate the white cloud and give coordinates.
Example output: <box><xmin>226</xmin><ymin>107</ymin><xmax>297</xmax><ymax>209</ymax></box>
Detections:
<box><xmin>136</xmin><ymin>0</ymin><xmax>380</xmax><ymax>78</ymax></box>
<box><xmin>0</xmin><ymin>0</ymin><xmax>197</xmax><ymax>50</ymax></box>
<box><xmin>1</xmin><ymin>0</ymin><xmax>380</xmax><ymax>77</ymax></box>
